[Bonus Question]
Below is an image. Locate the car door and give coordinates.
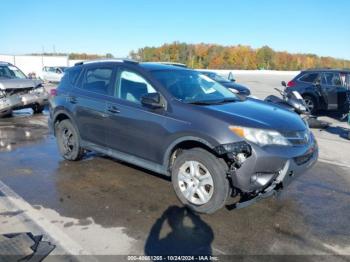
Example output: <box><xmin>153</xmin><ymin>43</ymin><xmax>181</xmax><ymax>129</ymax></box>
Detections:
<box><xmin>320</xmin><ymin>72</ymin><xmax>343</xmax><ymax>110</ymax></box>
<box><xmin>73</xmin><ymin>64</ymin><xmax>116</xmax><ymax>147</ymax></box>
<box><xmin>103</xmin><ymin>66</ymin><xmax>169</xmax><ymax>164</ymax></box>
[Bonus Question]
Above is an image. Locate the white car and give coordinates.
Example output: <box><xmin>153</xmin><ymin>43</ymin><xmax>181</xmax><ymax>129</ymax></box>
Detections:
<box><xmin>42</xmin><ymin>66</ymin><xmax>68</xmax><ymax>82</ymax></box>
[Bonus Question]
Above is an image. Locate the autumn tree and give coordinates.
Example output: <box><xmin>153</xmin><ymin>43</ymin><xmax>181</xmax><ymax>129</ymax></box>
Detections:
<box><xmin>129</xmin><ymin>42</ymin><xmax>350</xmax><ymax>70</ymax></box>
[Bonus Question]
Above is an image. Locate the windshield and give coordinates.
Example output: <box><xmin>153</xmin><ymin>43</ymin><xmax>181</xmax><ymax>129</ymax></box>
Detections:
<box><xmin>151</xmin><ymin>70</ymin><xmax>238</xmax><ymax>104</ymax></box>
<box><xmin>209</xmin><ymin>72</ymin><xmax>230</xmax><ymax>83</ymax></box>
<box><xmin>0</xmin><ymin>65</ymin><xmax>27</xmax><ymax>79</ymax></box>
<box><xmin>59</xmin><ymin>67</ymin><xmax>68</xmax><ymax>72</ymax></box>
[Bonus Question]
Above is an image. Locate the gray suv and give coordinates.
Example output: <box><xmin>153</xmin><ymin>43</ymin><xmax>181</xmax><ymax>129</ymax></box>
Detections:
<box><xmin>49</xmin><ymin>59</ymin><xmax>318</xmax><ymax>214</ymax></box>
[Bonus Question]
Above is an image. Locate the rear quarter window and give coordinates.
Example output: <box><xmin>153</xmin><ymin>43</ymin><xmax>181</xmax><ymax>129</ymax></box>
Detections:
<box><xmin>58</xmin><ymin>67</ymin><xmax>82</xmax><ymax>89</ymax></box>
<box><xmin>68</xmin><ymin>67</ymin><xmax>82</xmax><ymax>86</ymax></box>
<box><xmin>299</xmin><ymin>73</ymin><xmax>319</xmax><ymax>83</ymax></box>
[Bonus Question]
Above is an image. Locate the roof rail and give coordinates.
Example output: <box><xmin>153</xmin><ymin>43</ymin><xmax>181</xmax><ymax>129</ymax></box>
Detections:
<box><xmin>148</xmin><ymin>62</ymin><xmax>188</xmax><ymax>68</ymax></box>
<box><xmin>305</xmin><ymin>67</ymin><xmax>332</xmax><ymax>71</ymax></box>
<box><xmin>304</xmin><ymin>68</ymin><xmax>350</xmax><ymax>72</ymax></box>
<box><xmin>75</xmin><ymin>58</ymin><xmax>139</xmax><ymax>66</ymax></box>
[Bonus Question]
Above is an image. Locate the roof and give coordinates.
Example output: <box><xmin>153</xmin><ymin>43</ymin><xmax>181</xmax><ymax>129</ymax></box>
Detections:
<box><xmin>73</xmin><ymin>59</ymin><xmax>191</xmax><ymax>72</ymax></box>
<box><xmin>74</xmin><ymin>58</ymin><xmax>138</xmax><ymax>66</ymax></box>
<box><xmin>0</xmin><ymin>61</ymin><xmax>11</xmax><ymax>65</ymax></box>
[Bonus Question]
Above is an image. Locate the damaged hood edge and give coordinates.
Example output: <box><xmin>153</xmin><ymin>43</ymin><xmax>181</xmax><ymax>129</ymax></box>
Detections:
<box><xmin>0</xmin><ymin>79</ymin><xmax>43</xmax><ymax>90</ymax></box>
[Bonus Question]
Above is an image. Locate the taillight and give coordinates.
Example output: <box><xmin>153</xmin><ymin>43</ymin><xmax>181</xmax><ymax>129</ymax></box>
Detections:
<box><xmin>50</xmin><ymin>89</ymin><xmax>57</xmax><ymax>96</ymax></box>
<box><xmin>287</xmin><ymin>81</ymin><xmax>296</xmax><ymax>88</ymax></box>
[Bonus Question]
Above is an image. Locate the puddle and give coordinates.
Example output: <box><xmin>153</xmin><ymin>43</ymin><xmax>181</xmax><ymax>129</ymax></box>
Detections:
<box><xmin>0</xmin><ymin>119</ymin><xmax>48</xmax><ymax>152</ymax></box>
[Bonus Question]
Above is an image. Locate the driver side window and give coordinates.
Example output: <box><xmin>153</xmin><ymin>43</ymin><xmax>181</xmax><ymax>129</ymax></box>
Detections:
<box><xmin>115</xmin><ymin>70</ymin><xmax>156</xmax><ymax>104</ymax></box>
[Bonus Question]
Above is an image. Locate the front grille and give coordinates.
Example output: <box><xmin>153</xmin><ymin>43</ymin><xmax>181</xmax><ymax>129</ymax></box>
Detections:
<box><xmin>294</xmin><ymin>152</ymin><xmax>313</xmax><ymax>165</ymax></box>
<box><xmin>281</xmin><ymin>130</ymin><xmax>310</xmax><ymax>146</ymax></box>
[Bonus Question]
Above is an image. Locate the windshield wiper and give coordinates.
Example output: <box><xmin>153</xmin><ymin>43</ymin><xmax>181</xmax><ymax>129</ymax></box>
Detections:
<box><xmin>188</xmin><ymin>98</ymin><xmax>237</xmax><ymax>105</ymax></box>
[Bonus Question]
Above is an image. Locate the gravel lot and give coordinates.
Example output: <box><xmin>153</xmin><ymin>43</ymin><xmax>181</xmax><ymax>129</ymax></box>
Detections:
<box><xmin>0</xmin><ymin>74</ymin><xmax>349</xmax><ymax>260</ymax></box>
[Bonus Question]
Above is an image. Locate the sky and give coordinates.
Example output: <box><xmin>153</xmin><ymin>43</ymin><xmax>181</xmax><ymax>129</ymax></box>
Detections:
<box><xmin>1</xmin><ymin>0</ymin><xmax>350</xmax><ymax>59</ymax></box>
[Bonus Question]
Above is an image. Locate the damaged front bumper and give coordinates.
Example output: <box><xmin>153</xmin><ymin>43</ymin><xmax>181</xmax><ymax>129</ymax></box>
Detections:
<box><xmin>0</xmin><ymin>89</ymin><xmax>48</xmax><ymax>115</ymax></box>
<box><xmin>0</xmin><ymin>96</ymin><xmax>22</xmax><ymax>116</ymax></box>
<box><xmin>215</xmin><ymin>133</ymin><xmax>318</xmax><ymax>209</ymax></box>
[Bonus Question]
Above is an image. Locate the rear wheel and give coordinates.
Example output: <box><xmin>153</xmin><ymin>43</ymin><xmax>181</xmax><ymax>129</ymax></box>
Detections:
<box><xmin>55</xmin><ymin>119</ymin><xmax>84</xmax><ymax>161</ymax></box>
<box><xmin>303</xmin><ymin>95</ymin><xmax>317</xmax><ymax>114</ymax></box>
<box><xmin>171</xmin><ymin>148</ymin><xmax>229</xmax><ymax>214</ymax></box>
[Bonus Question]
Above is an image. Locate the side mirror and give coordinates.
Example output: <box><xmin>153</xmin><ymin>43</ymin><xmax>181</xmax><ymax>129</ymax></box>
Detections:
<box><xmin>141</xmin><ymin>93</ymin><xmax>164</xmax><ymax>109</ymax></box>
<box><xmin>281</xmin><ymin>81</ymin><xmax>287</xmax><ymax>87</ymax></box>
<box><xmin>228</xmin><ymin>72</ymin><xmax>236</xmax><ymax>82</ymax></box>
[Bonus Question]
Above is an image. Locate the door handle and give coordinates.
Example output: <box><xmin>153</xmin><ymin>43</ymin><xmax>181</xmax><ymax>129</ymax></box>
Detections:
<box><xmin>106</xmin><ymin>105</ymin><xmax>120</xmax><ymax>114</ymax></box>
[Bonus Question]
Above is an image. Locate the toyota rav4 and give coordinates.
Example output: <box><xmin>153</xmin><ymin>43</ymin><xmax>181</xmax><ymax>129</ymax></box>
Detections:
<box><xmin>49</xmin><ymin>59</ymin><xmax>318</xmax><ymax>214</ymax></box>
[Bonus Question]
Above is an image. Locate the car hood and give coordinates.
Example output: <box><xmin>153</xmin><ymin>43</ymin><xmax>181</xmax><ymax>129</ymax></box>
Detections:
<box><xmin>200</xmin><ymin>98</ymin><xmax>307</xmax><ymax>132</ymax></box>
<box><xmin>0</xmin><ymin>79</ymin><xmax>43</xmax><ymax>90</ymax></box>
<box><xmin>220</xmin><ymin>82</ymin><xmax>250</xmax><ymax>94</ymax></box>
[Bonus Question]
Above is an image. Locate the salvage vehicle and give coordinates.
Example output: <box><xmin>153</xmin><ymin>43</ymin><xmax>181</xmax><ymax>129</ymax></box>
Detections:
<box><xmin>0</xmin><ymin>62</ymin><xmax>48</xmax><ymax>117</ymax></box>
<box><xmin>198</xmin><ymin>71</ymin><xmax>251</xmax><ymax>96</ymax></box>
<box><xmin>285</xmin><ymin>69</ymin><xmax>350</xmax><ymax>114</ymax></box>
<box><xmin>42</xmin><ymin>66</ymin><xmax>68</xmax><ymax>82</ymax></box>
<box><xmin>49</xmin><ymin>59</ymin><xmax>318</xmax><ymax>214</ymax></box>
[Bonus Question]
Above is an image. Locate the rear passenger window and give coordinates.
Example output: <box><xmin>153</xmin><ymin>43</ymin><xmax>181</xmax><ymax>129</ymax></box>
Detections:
<box><xmin>82</xmin><ymin>67</ymin><xmax>113</xmax><ymax>95</ymax></box>
<box><xmin>299</xmin><ymin>73</ymin><xmax>318</xmax><ymax>83</ymax></box>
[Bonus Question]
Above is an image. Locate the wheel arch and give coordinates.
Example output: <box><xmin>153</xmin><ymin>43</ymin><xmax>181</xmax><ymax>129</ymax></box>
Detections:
<box><xmin>52</xmin><ymin>108</ymin><xmax>78</xmax><ymax>136</ymax></box>
<box><xmin>163</xmin><ymin>136</ymin><xmax>218</xmax><ymax>174</ymax></box>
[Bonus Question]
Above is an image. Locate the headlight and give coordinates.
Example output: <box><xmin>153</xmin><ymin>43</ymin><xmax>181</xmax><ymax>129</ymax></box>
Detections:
<box><xmin>229</xmin><ymin>126</ymin><xmax>291</xmax><ymax>146</ymax></box>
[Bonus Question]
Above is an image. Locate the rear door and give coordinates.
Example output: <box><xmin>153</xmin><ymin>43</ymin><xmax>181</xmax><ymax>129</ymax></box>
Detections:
<box><xmin>73</xmin><ymin>64</ymin><xmax>116</xmax><ymax>147</ymax></box>
<box><xmin>320</xmin><ymin>72</ymin><xmax>344</xmax><ymax>110</ymax></box>
<box><xmin>104</xmin><ymin>66</ymin><xmax>169</xmax><ymax>164</ymax></box>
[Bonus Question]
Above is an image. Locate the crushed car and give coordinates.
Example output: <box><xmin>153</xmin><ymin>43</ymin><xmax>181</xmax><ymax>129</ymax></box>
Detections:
<box><xmin>0</xmin><ymin>62</ymin><xmax>48</xmax><ymax>117</ymax></box>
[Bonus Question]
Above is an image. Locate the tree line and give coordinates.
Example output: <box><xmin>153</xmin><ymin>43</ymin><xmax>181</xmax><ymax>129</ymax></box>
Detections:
<box><xmin>129</xmin><ymin>42</ymin><xmax>350</xmax><ymax>70</ymax></box>
<box><xmin>29</xmin><ymin>53</ymin><xmax>114</xmax><ymax>60</ymax></box>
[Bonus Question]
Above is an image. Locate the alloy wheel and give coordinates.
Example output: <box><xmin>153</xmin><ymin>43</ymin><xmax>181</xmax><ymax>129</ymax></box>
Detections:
<box><xmin>61</xmin><ymin>128</ymin><xmax>74</xmax><ymax>154</ymax></box>
<box><xmin>177</xmin><ymin>161</ymin><xmax>214</xmax><ymax>205</ymax></box>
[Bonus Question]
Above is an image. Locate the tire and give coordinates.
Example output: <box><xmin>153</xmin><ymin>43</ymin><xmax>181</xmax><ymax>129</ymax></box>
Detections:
<box><xmin>171</xmin><ymin>148</ymin><xmax>230</xmax><ymax>214</ymax></box>
<box><xmin>32</xmin><ymin>104</ymin><xmax>45</xmax><ymax>114</ymax></box>
<box><xmin>303</xmin><ymin>95</ymin><xmax>317</xmax><ymax>114</ymax></box>
<box><xmin>55</xmin><ymin>119</ymin><xmax>84</xmax><ymax>161</ymax></box>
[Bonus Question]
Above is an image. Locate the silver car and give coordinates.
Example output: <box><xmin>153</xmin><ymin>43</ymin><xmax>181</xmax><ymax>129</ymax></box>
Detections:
<box><xmin>0</xmin><ymin>62</ymin><xmax>48</xmax><ymax>117</ymax></box>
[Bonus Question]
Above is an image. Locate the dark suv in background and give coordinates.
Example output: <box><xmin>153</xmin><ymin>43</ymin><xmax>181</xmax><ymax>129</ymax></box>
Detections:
<box><xmin>49</xmin><ymin>59</ymin><xmax>318</xmax><ymax>214</ymax></box>
<box><xmin>284</xmin><ymin>69</ymin><xmax>350</xmax><ymax>114</ymax></box>
<box><xmin>198</xmin><ymin>71</ymin><xmax>251</xmax><ymax>96</ymax></box>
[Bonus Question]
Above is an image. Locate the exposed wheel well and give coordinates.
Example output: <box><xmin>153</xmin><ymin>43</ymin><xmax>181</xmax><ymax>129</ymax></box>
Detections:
<box><xmin>167</xmin><ymin>140</ymin><xmax>218</xmax><ymax>172</ymax></box>
<box><xmin>53</xmin><ymin>113</ymin><xmax>71</xmax><ymax>135</ymax></box>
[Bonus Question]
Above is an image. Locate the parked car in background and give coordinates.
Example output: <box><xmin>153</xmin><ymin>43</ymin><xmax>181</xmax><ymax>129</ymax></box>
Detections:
<box><xmin>0</xmin><ymin>62</ymin><xmax>48</xmax><ymax>117</ymax></box>
<box><xmin>198</xmin><ymin>71</ymin><xmax>251</xmax><ymax>96</ymax></box>
<box><xmin>284</xmin><ymin>69</ymin><xmax>350</xmax><ymax>114</ymax></box>
<box><xmin>42</xmin><ymin>66</ymin><xmax>68</xmax><ymax>82</ymax></box>
<box><xmin>49</xmin><ymin>60</ymin><xmax>318</xmax><ymax>214</ymax></box>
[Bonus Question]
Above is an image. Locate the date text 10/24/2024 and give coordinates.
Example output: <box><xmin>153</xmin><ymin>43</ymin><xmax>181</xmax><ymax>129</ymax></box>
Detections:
<box><xmin>127</xmin><ymin>256</ymin><xmax>219</xmax><ymax>261</ymax></box>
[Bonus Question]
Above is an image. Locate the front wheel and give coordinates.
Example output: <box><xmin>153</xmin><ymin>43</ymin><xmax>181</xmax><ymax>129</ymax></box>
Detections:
<box><xmin>171</xmin><ymin>148</ymin><xmax>230</xmax><ymax>214</ymax></box>
<box><xmin>55</xmin><ymin>119</ymin><xmax>84</xmax><ymax>161</ymax></box>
